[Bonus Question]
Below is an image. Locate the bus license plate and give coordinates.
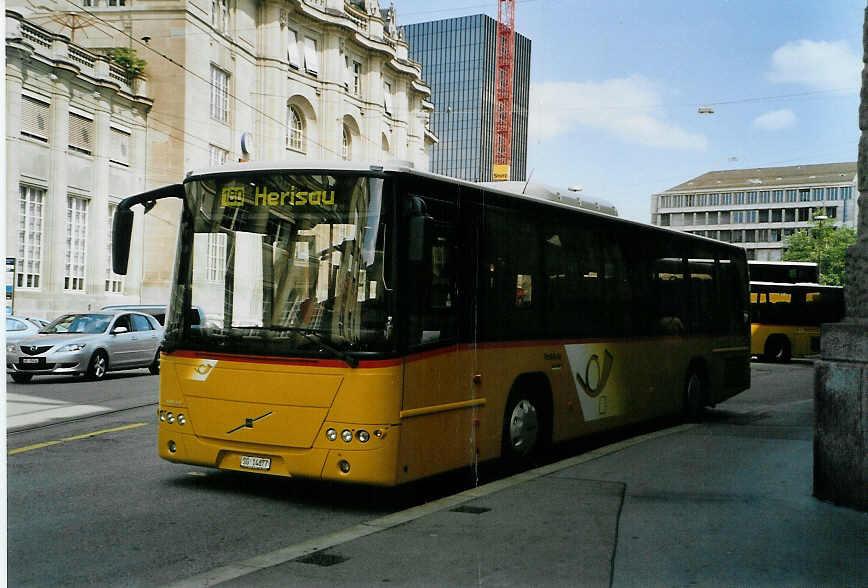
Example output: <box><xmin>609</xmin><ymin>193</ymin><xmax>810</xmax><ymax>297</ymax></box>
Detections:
<box><xmin>240</xmin><ymin>456</ymin><xmax>271</xmax><ymax>471</ymax></box>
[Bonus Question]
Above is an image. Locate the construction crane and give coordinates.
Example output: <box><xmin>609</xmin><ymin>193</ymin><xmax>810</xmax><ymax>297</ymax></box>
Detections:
<box><xmin>493</xmin><ymin>0</ymin><xmax>515</xmax><ymax>181</ymax></box>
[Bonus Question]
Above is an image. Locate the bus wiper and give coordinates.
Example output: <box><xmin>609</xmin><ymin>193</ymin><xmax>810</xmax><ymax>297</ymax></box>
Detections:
<box><xmin>258</xmin><ymin>326</ymin><xmax>359</xmax><ymax>368</ymax></box>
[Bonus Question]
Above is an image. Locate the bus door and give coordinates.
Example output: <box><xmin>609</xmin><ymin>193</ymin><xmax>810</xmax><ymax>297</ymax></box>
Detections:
<box><xmin>398</xmin><ymin>184</ymin><xmax>475</xmax><ymax>481</ymax></box>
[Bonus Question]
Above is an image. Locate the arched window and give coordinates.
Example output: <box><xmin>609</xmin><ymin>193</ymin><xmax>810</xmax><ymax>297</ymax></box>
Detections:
<box><xmin>287</xmin><ymin>105</ymin><xmax>305</xmax><ymax>152</ymax></box>
<box><xmin>342</xmin><ymin>124</ymin><xmax>351</xmax><ymax>160</ymax></box>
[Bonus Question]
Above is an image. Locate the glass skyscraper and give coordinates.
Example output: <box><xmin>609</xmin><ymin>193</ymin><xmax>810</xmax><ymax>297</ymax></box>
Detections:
<box><xmin>403</xmin><ymin>14</ymin><xmax>531</xmax><ymax>182</ymax></box>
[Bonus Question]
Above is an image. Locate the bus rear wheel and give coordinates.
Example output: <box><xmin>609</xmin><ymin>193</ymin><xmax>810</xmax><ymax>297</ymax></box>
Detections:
<box><xmin>684</xmin><ymin>368</ymin><xmax>706</xmax><ymax>422</ymax></box>
<box><xmin>764</xmin><ymin>336</ymin><xmax>791</xmax><ymax>363</ymax></box>
<box><xmin>501</xmin><ymin>390</ymin><xmax>544</xmax><ymax>468</ymax></box>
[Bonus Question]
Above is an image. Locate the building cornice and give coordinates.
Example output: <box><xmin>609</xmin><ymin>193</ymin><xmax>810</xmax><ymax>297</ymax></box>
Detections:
<box><xmin>5</xmin><ymin>10</ymin><xmax>153</xmax><ymax>110</ymax></box>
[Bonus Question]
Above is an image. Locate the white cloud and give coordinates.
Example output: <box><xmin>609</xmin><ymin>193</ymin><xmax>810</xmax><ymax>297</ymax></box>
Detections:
<box><xmin>529</xmin><ymin>76</ymin><xmax>707</xmax><ymax>150</ymax></box>
<box><xmin>752</xmin><ymin>109</ymin><xmax>797</xmax><ymax>131</ymax></box>
<box><xmin>768</xmin><ymin>40</ymin><xmax>861</xmax><ymax>91</ymax></box>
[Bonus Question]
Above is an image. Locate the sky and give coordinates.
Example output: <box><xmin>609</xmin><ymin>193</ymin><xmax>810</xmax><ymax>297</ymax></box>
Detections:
<box><xmin>396</xmin><ymin>0</ymin><xmax>865</xmax><ymax>222</ymax></box>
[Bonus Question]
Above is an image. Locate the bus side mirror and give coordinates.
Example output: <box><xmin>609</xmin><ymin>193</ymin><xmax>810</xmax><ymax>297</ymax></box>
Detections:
<box><xmin>112</xmin><ymin>207</ymin><xmax>134</xmax><ymax>275</ymax></box>
<box><xmin>112</xmin><ymin>183</ymin><xmax>186</xmax><ymax>275</ymax></box>
<box><xmin>406</xmin><ymin>196</ymin><xmax>431</xmax><ymax>263</ymax></box>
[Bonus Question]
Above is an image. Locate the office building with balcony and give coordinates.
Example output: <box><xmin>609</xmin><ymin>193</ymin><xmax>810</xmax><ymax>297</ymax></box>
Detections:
<box><xmin>403</xmin><ymin>14</ymin><xmax>531</xmax><ymax>182</ymax></box>
<box><xmin>650</xmin><ymin>163</ymin><xmax>858</xmax><ymax>261</ymax></box>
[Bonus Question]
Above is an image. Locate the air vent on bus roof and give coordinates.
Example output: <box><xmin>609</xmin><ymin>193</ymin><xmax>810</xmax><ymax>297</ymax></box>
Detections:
<box><xmin>476</xmin><ymin>181</ymin><xmax>619</xmax><ymax>216</ymax></box>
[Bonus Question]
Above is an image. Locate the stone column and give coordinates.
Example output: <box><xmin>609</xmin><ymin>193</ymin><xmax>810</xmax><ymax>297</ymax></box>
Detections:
<box><xmin>6</xmin><ymin>52</ymin><xmax>24</xmax><ymax>281</ymax></box>
<box><xmin>46</xmin><ymin>73</ymin><xmax>73</xmax><ymax>316</ymax></box>
<box><xmin>320</xmin><ymin>30</ymin><xmax>343</xmax><ymax>160</ymax></box>
<box><xmin>812</xmin><ymin>3</ymin><xmax>868</xmax><ymax>511</ymax></box>
<box><xmin>90</xmin><ymin>89</ymin><xmax>112</xmax><ymax>308</ymax></box>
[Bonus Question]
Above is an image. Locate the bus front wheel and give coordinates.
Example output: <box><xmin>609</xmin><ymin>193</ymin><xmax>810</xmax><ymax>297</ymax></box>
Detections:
<box><xmin>763</xmin><ymin>336</ymin><xmax>791</xmax><ymax>363</ymax></box>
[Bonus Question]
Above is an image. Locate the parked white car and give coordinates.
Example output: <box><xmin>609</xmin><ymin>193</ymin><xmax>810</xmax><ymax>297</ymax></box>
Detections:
<box><xmin>6</xmin><ymin>316</ymin><xmax>45</xmax><ymax>343</ymax></box>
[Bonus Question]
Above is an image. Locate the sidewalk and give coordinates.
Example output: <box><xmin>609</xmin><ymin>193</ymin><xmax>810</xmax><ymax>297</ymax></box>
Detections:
<box><xmin>173</xmin><ymin>390</ymin><xmax>867</xmax><ymax>587</ymax></box>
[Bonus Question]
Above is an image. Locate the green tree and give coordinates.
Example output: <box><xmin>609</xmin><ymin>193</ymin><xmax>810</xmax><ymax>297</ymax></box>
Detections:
<box><xmin>105</xmin><ymin>47</ymin><xmax>146</xmax><ymax>78</ymax></box>
<box><xmin>783</xmin><ymin>207</ymin><xmax>857</xmax><ymax>286</ymax></box>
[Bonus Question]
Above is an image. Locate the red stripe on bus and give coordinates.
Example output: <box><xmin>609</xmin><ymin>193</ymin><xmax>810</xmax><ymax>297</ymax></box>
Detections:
<box><xmin>166</xmin><ymin>350</ymin><xmax>403</xmax><ymax>369</ymax></box>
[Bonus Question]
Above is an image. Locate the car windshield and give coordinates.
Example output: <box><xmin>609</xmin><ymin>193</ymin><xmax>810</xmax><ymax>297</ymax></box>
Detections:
<box><xmin>43</xmin><ymin>314</ymin><xmax>112</xmax><ymax>334</ymax></box>
<box><xmin>164</xmin><ymin>172</ymin><xmax>393</xmax><ymax>358</ymax></box>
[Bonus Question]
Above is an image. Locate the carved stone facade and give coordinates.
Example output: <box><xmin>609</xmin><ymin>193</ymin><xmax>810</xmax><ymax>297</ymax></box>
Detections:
<box><xmin>5</xmin><ymin>10</ymin><xmax>152</xmax><ymax>318</ymax></box>
<box><xmin>10</xmin><ymin>0</ymin><xmax>437</xmax><ymax>304</ymax></box>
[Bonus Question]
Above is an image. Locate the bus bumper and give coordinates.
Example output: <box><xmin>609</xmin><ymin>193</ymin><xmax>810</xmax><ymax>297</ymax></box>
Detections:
<box><xmin>157</xmin><ymin>421</ymin><xmax>402</xmax><ymax>486</ymax></box>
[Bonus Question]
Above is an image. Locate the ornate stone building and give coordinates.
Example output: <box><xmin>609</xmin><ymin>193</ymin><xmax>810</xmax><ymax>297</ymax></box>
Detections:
<box><xmin>10</xmin><ymin>0</ymin><xmax>437</xmax><ymax>305</ymax></box>
<box><xmin>5</xmin><ymin>11</ymin><xmax>153</xmax><ymax>318</ymax></box>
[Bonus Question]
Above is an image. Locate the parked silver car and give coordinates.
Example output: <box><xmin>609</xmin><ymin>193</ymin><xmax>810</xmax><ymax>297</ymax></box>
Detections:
<box><xmin>6</xmin><ymin>310</ymin><xmax>162</xmax><ymax>383</ymax></box>
<box><xmin>6</xmin><ymin>315</ymin><xmax>45</xmax><ymax>343</ymax></box>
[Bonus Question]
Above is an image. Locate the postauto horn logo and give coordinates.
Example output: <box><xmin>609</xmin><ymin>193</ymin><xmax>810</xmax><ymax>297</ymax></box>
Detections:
<box><xmin>576</xmin><ymin>349</ymin><xmax>614</xmax><ymax>398</ymax></box>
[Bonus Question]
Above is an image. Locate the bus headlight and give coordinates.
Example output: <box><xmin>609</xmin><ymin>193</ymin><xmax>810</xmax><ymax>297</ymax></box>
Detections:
<box><xmin>167</xmin><ymin>412</ymin><xmax>175</xmax><ymax>424</ymax></box>
<box><xmin>356</xmin><ymin>430</ymin><xmax>370</xmax><ymax>443</ymax></box>
<box><xmin>177</xmin><ymin>414</ymin><xmax>186</xmax><ymax>426</ymax></box>
<box><xmin>326</xmin><ymin>428</ymin><xmax>338</xmax><ymax>442</ymax></box>
<box><xmin>341</xmin><ymin>429</ymin><xmax>353</xmax><ymax>443</ymax></box>
<box><xmin>338</xmin><ymin>460</ymin><xmax>351</xmax><ymax>473</ymax></box>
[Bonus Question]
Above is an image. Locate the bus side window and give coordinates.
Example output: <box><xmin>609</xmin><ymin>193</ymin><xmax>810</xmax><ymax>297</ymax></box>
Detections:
<box><xmin>481</xmin><ymin>206</ymin><xmax>542</xmax><ymax>340</ymax></box>
<box><xmin>406</xmin><ymin>195</ymin><xmax>457</xmax><ymax>347</ymax></box>
<box><xmin>718</xmin><ymin>257</ymin><xmax>748</xmax><ymax>334</ymax></box>
<box><xmin>651</xmin><ymin>256</ymin><xmax>686</xmax><ymax>336</ymax></box>
<box><xmin>687</xmin><ymin>257</ymin><xmax>716</xmax><ymax>335</ymax></box>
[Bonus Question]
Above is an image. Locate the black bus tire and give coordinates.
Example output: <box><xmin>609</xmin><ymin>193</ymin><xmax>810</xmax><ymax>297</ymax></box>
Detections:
<box><xmin>501</xmin><ymin>390</ymin><xmax>543</xmax><ymax>467</ymax></box>
<box><xmin>149</xmin><ymin>352</ymin><xmax>160</xmax><ymax>375</ymax></box>
<box><xmin>765</xmin><ymin>336</ymin><xmax>791</xmax><ymax>363</ymax></box>
<box><xmin>684</xmin><ymin>368</ymin><xmax>706</xmax><ymax>421</ymax></box>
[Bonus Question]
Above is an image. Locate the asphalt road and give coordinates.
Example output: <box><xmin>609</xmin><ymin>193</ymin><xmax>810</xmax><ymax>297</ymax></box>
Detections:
<box><xmin>6</xmin><ymin>360</ymin><xmax>818</xmax><ymax>587</ymax></box>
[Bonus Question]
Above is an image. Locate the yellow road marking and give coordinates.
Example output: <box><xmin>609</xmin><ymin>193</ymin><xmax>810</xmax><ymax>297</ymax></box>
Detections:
<box><xmin>9</xmin><ymin>423</ymin><xmax>148</xmax><ymax>455</ymax></box>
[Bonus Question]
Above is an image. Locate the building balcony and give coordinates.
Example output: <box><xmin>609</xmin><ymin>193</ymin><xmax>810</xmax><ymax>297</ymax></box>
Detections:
<box><xmin>6</xmin><ymin>10</ymin><xmax>148</xmax><ymax>101</ymax></box>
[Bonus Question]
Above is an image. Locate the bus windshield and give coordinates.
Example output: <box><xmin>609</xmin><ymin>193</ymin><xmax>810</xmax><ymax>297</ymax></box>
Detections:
<box><xmin>164</xmin><ymin>172</ymin><xmax>393</xmax><ymax>358</ymax></box>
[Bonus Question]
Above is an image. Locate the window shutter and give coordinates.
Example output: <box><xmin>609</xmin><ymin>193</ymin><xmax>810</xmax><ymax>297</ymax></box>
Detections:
<box><xmin>110</xmin><ymin>127</ymin><xmax>130</xmax><ymax>165</ymax></box>
<box><xmin>303</xmin><ymin>38</ymin><xmax>319</xmax><ymax>75</ymax></box>
<box><xmin>344</xmin><ymin>56</ymin><xmax>352</xmax><ymax>90</ymax></box>
<box><xmin>383</xmin><ymin>83</ymin><xmax>393</xmax><ymax>115</ymax></box>
<box><xmin>69</xmin><ymin>112</ymin><xmax>94</xmax><ymax>154</ymax></box>
<box><xmin>22</xmin><ymin>96</ymin><xmax>50</xmax><ymax>141</ymax></box>
<box><xmin>287</xmin><ymin>29</ymin><xmax>300</xmax><ymax>67</ymax></box>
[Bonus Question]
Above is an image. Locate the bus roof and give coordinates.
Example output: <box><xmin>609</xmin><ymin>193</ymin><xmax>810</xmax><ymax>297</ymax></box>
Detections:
<box><xmin>748</xmin><ymin>261</ymin><xmax>818</xmax><ymax>267</ymax></box>
<box><xmin>750</xmin><ymin>281</ymin><xmax>841</xmax><ymax>289</ymax></box>
<box><xmin>182</xmin><ymin>160</ymin><xmax>745</xmax><ymax>254</ymax></box>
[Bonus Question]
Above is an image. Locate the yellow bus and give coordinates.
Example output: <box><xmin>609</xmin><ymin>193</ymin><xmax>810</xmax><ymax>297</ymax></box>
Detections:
<box><xmin>748</xmin><ymin>260</ymin><xmax>819</xmax><ymax>284</ymax></box>
<box><xmin>112</xmin><ymin>162</ymin><xmax>750</xmax><ymax>486</ymax></box>
<box><xmin>750</xmin><ymin>281</ymin><xmax>844</xmax><ymax>362</ymax></box>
